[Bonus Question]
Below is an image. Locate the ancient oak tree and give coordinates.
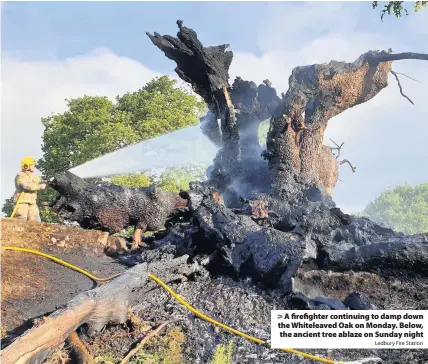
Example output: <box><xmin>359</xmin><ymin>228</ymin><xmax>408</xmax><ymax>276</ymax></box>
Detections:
<box><xmin>147</xmin><ymin>21</ymin><xmax>428</xmax><ymax>202</ymax></box>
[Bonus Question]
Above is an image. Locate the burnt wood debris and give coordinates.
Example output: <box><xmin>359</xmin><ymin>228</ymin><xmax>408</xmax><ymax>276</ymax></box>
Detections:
<box><xmin>3</xmin><ymin>20</ymin><xmax>428</xmax><ymax>364</ymax></box>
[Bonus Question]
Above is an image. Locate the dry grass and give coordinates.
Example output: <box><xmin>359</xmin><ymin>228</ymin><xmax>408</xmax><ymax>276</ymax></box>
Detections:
<box><xmin>142</xmin><ymin>327</ymin><xmax>185</xmax><ymax>364</ymax></box>
<box><xmin>45</xmin><ymin>344</ymin><xmax>70</xmax><ymax>364</ymax></box>
<box><xmin>210</xmin><ymin>340</ymin><xmax>235</xmax><ymax>364</ymax></box>
<box><xmin>127</xmin><ymin>312</ymin><xmax>152</xmax><ymax>337</ymax></box>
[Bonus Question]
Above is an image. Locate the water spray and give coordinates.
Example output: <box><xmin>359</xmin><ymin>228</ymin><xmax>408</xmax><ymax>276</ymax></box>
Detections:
<box><xmin>68</xmin><ymin>124</ymin><xmax>219</xmax><ymax>180</ymax></box>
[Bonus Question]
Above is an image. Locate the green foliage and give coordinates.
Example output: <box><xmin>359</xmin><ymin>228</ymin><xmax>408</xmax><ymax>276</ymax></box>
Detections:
<box><xmin>210</xmin><ymin>340</ymin><xmax>234</xmax><ymax>364</ymax></box>
<box><xmin>38</xmin><ymin>188</ymin><xmax>60</xmax><ymax>223</ymax></box>
<box><xmin>361</xmin><ymin>182</ymin><xmax>428</xmax><ymax>234</ymax></box>
<box><xmin>38</xmin><ymin>96</ymin><xmax>139</xmax><ymax>178</ymax></box>
<box><xmin>2</xmin><ymin>197</ymin><xmax>14</xmax><ymax>217</ymax></box>
<box><xmin>157</xmin><ymin>164</ymin><xmax>208</xmax><ymax>193</ymax></box>
<box><xmin>110</xmin><ymin>173</ymin><xmax>152</xmax><ymax>188</ymax></box>
<box><xmin>116</xmin><ymin>75</ymin><xmax>207</xmax><ymax>140</ymax></box>
<box><xmin>372</xmin><ymin>1</ymin><xmax>426</xmax><ymax>19</ymax></box>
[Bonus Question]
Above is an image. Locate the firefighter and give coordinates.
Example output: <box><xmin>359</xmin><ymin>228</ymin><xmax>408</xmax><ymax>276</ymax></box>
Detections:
<box><xmin>13</xmin><ymin>157</ymin><xmax>46</xmax><ymax>222</ymax></box>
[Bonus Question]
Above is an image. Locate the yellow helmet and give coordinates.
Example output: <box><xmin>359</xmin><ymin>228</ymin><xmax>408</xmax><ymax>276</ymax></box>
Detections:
<box><xmin>21</xmin><ymin>156</ymin><xmax>36</xmax><ymax>171</ymax></box>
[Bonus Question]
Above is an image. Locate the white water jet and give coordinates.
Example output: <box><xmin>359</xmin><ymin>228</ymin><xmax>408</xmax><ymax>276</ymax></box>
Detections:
<box><xmin>69</xmin><ymin>124</ymin><xmax>219</xmax><ymax>179</ymax></box>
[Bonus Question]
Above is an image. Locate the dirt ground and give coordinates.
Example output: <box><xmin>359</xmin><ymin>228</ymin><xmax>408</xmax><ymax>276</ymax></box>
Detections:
<box><xmin>1</xmin><ymin>218</ymin><xmax>128</xmax><ymax>338</ymax></box>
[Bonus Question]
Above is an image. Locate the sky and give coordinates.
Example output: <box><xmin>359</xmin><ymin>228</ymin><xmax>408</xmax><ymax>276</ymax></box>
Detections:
<box><xmin>1</xmin><ymin>1</ymin><xmax>428</xmax><ymax>214</ymax></box>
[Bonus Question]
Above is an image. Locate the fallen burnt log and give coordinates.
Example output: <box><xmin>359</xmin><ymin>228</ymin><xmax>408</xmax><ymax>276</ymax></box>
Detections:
<box><xmin>48</xmin><ymin>171</ymin><xmax>188</xmax><ymax>248</ymax></box>
<box><xmin>322</xmin><ymin>233</ymin><xmax>428</xmax><ymax>273</ymax></box>
<box><xmin>175</xmin><ymin>182</ymin><xmax>428</xmax><ymax>294</ymax></box>
<box><xmin>0</xmin><ymin>253</ymin><xmax>200</xmax><ymax>364</ymax></box>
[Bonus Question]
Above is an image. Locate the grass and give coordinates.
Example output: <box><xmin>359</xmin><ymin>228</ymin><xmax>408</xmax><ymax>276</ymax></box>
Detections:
<box><xmin>88</xmin><ymin>311</ymin><xmax>185</xmax><ymax>364</ymax></box>
<box><xmin>1</xmin><ymin>326</ymin><xmax>7</xmax><ymax>339</ymax></box>
<box><xmin>126</xmin><ymin>327</ymin><xmax>185</xmax><ymax>364</ymax></box>
<box><xmin>210</xmin><ymin>340</ymin><xmax>234</xmax><ymax>364</ymax></box>
<box><xmin>94</xmin><ymin>352</ymin><xmax>119</xmax><ymax>364</ymax></box>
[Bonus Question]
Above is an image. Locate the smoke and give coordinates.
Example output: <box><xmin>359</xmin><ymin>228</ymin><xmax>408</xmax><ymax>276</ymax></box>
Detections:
<box><xmin>69</xmin><ymin>124</ymin><xmax>219</xmax><ymax>179</ymax></box>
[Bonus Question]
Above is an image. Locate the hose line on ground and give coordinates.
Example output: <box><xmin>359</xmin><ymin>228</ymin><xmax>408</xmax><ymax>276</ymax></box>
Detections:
<box><xmin>1</xmin><ymin>246</ymin><xmax>341</xmax><ymax>364</ymax></box>
<box><xmin>1</xmin><ymin>246</ymin><xmax>121</xmax><ymax>282</ymax></box>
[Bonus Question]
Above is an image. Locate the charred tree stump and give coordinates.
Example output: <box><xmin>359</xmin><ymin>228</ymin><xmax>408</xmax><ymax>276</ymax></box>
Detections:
<box><xmin>148</xmin><ymin>21</ymin><xmax>427</xmax><ymax>202</ymax></box>
<box><xmin>180</xmin><ymin>183</ymin><xmax>428</xmax><ymax>291</ymax></box>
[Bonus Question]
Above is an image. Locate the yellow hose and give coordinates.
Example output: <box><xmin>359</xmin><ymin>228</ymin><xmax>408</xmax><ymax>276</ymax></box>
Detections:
<box><xmin>10</xmin><ymin>192</ymin><xmax>23</xmax><ymax>218</ymax></box>
<box><xmin>1</xmin><ymin>247</ymin><xmax>120</xmax><ymax>282</ymax></box>
<box><xmin>148</xmin><ymin>273</ymin><xmax>341</xmax><ymax>364</ymax></box>
<box><xmin>1</xmin><ymin>246</ymin><xmax>341</xmax><ymax>364</ymax></box>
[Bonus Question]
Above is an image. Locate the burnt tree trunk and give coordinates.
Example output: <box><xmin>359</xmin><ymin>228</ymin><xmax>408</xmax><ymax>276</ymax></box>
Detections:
<box><xmin>48</xmin><ymin>171</ymin><xmax>188</xmax><ymax>237</ymax></box>
<box><xmin>147</xmin><ymin>21</ymin><xmax>281</xmax><ymax>205</ymax></box>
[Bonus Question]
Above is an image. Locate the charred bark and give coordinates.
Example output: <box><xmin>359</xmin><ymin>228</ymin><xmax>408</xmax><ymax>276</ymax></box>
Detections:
<box><xmin>178</xmin><ymin>183</ymin><xmax>428</xmax><ymax>296</ymax></box>
<box><xmin>147</xmin><ymin>22</ymin><xmax>281</xmax><ymax>204</ymax></box>
<box><xmin>48</xmin><ymin>171</ymin><xmax>188</xmax><ymax>238</ymax></box>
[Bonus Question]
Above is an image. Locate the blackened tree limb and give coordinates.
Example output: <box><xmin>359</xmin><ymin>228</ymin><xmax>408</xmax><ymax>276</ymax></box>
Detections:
<box><xmin>147</xmin><ymin>21</ymin><xmax>280</xmax><ymax>201</ymax></box>
<box><xmin>329</xmin><ymin>139</ymin><xmax>345</xmax><ymax>160</ymax></box>
<box><xmin>378</xmin><ymin>52</ymin><xmax>428</xmax><ymax>62</ymax></box>
<box><xmin>393</xmin><ymin>72</ymin><xmax>421</xmax><ymax>83</ymax></box>
<box><xmin>146</xmin><ymin>20</ymin><xmax>239</xmax><ymax>157</ymax></box>
<box><xmin>323</xmin><ymin>234</ymin><xmax>428</xmax><ymax>273</ymax></box>
<box><xmin>391</xmin><ymin>70</ymin><xmax>415</xmax><ymax>104</ymax></box>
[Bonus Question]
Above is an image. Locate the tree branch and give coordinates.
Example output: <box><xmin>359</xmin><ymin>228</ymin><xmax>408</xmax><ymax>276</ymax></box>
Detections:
<box><xmin>339</xmin><ymin>159</ymin><xmax>356</xmax><ymax>173</ymax></box>
<box><xmin>378</xmin><ymin>52</ymin><xmax>428</xmax><ymax>62</ymax></box>
<box><xmin>329</xmin><ymin>139</ymin><xmax>345</xmax><ymax>160</ymax></box>
<box><xmin>120</xmin><ymin>320</ymin><xmax>175</xmax><ymax>364</ymax></box>
<box><xmin>391</xmin><ymin>70</ymin><xmax>415</xmax><ymax>105</ymax></box>
<box><xmin>66</xmin><ymin>332</ymin><xmax>95</xmax><ymax>364</ymax></box>
<box><xmin>393</xmin><ymin>72</ymin><xmax>421</xmax><ymax>83</ymax></box>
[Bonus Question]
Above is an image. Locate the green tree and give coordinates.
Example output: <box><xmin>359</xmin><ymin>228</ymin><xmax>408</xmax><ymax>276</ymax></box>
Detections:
<box><xmin>38</xmin><ymin>76</ymin><xmax>207</xmax><ymax>179</ymax></box>
<box><xmin>361</xmin><ymin>182</ymin><xmax>428</xmax><ymax>234</ymax></box>
<box><xmin>372</xmin><ymin>1</ymin><xmax>426</xmax><ymax>19</ymax></box>
<box><xmin>109</xmin><ymin>173</ymin><xmax>152</xmax><ymax>188</ymax></box>
<box><xmin>157</xmin><ymin>164</ymin><xmax>208</xmax><ymax>193</ymax></box>
<box><xmin>38</xmin><ymin>96</ymin><xmax>139</xmax><ymax>177</ymax></box>
<box><xmin>116</xmin><ymin>75</ymin><xmax>207</xmax><ymax>140</ymax></box>
<box><xmin>2</xmin><ymin>197</ymin><xmax>14</xmax><ymax>217</ymax></box>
